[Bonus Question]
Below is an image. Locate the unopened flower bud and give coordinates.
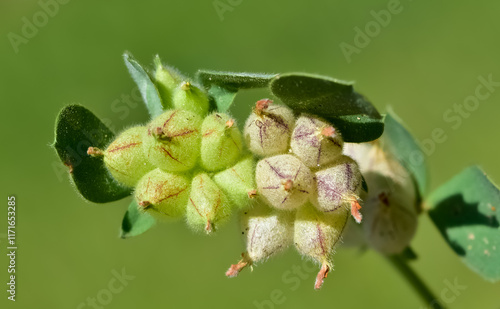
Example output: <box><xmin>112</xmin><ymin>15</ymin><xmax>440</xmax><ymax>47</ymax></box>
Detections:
<box><xmin>244</xmin><ymin>99</ymin><xmax>295</xmax><ymax>156</ymax></box>
<box><xmin>213</xmin><ymin>156</ymin><xmax>256</xmax><ymax>208</ymax></box>
<box><xmin>226</xmin><ymin>201</ymin><xmax>294</xmax><ymax>277</ymax></box>
<box><xmin>88</xmin><ymin>126</ymin><xmax>154</xmax><ymax>187</ymax></box>
<box><xmin>143</xmin><ymin>109</ymin><xmax>202</xmax><ymax>172</ymax></box>
<box><xmin>312</xmin><ymin>155</ymin><xmax>363</xmax><ymax>223</ymax></box>
<box><xmin>153</xmin><ymin>55</ymin><xmax>184</xmax><ymax>107</ymax></box>
<box><xmin>200</xmin><ymin>113</ymin><xmax>243</xmax><ymax>171</ymax></box>
<box><xmin>291</xmin><ymin>114</ymin><xmax>343</xmax><ymax>168</ymax></box>
<box><xmin>344</xmin><ymin>142</ymin><xmax>419</xmax><ymax>254</ymax></box>
<box><xmin>172</xmin><ymin>81</ymin><xmax>210</xmax><ymax>116</ymax></box>
<box><xmin>256</xmin><ymin>154</ymin><xmax>314</xmax><ymax>210</ymax></box>
<box><xmin>186</xmin><ymin>173</ymin><xmax>232</xmax><ymax>234</ymax></box>
<box><xmin>134</xmin><ymin>168</ymin><xmax>190</xmax><ymax>219</ymax></box>
<box><xmin>294</xmin><ymin>203</ymin><xmax>349</xmax><ymax>289</ymax></box>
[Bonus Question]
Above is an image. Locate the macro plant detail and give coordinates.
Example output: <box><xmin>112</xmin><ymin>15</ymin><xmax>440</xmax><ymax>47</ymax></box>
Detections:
<box><xmin>53</xmin><ymin>52</ymin><xmax>499</xmax><ymax>307</ymax></box>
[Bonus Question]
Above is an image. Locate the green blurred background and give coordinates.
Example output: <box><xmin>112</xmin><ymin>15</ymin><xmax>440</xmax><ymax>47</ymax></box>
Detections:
<box><xmin>1</xmin><ymin>0</ymin><xmax>499</xmax><ymax>308</ymax></box>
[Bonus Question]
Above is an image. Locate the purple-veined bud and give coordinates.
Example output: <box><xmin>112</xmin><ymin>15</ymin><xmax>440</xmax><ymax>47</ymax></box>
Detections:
<box><xmin>294</xmin><ymin>203</ymin><xmax>349</xmax><ymax>289</ymax></box>
<box><xmin>244</xmin><ymin>99</ymin><xmax>295</xmax><ymax>157</ymax></box>
<box><xmin>226</xmin><ymin>201</ymin><xmax>294</xmax><ymax>277</ymax></box>
<box><xmin>290</xmin><ymin>114</ymin><xmax>344</xmax><ymax>168</ymax></box>
<box><xmin>256</xmin><ymin>154</ymin><xmax>314</xmax><ymax>210</ymax></box>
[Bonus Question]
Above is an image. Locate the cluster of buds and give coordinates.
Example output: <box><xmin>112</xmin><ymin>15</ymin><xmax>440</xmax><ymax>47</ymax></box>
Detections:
<box><xmin>227</xmin><ymin>99</ymin><xmax>364</xmax><ymax>289</ymax></box>
<box><xmin>87</xmin><ymin>63</ymin><xmax>257</xmax><ymax>234</ymax></box>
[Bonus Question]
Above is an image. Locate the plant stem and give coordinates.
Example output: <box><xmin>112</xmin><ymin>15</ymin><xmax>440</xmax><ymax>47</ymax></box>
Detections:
<box><xmin>387</xmin><ymin>254</ymin><xmax>447</xmax><ymax>309</ymax></box>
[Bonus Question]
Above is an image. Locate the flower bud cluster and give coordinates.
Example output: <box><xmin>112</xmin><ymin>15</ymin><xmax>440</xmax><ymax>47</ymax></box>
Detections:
<box><xmin>227</xmin><ymin>100</ymin><xmax>364</xmax><ymax>289</ymax></box>
<box><xmin>88</xmin><ymin>65</ymin><xmax>256</xmax><ymax>234</ymax></box>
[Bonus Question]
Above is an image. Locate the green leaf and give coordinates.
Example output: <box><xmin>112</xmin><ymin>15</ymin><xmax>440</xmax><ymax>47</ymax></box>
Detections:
<box><xmin>269</xmin><ymin>73</ymin><xmax>384</xmax><ymax>142</ymax></box>
<box><xmin>427</xmin><ymin>166</ymin><xmax>500</xmax><ymax>282</ymax></box>
<box><xmin>123</xmin><ymin>52</ymin><xmax>164</xmax><ymax>118</ymax></box>
<box><xmin>196</xmin><ymin>70</ymin><xmax>276</xmax><ymax>112</ymax></box>
<box><xmin>53</xmin><ymin>105</ymin><xmax>132</xmax><ymax>203</ymax></box>
<box><xmin>383</xmin><ymin>109</ymin><xmax>428</xmax><ymax>197</ymax></box>
<box><xmin>120</xmin><ymin>200</ymin><xmax>156</xmax><ymax>238</ymax></box>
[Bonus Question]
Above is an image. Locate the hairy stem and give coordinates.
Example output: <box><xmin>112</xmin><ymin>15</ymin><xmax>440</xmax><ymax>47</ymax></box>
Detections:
<box><xmin>387</xmin><ymin>254</ymin><xmax>446</xmax><ymax>309</ymax></box>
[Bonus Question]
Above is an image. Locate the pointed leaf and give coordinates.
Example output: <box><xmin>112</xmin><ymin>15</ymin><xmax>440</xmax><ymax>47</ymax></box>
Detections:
<box><xmin>53</xmin><ymin>105</ymin><xmax>132</xmax><ymax>203</ymax></box>
<box><xmin>383</xmin><ymin>109</ymin><xmax>428</xmax><ymax>197</ymax></box>
<box><xmin>124</xmin><ymin>52</ymin><xmax>164</xmax><ymax>118</ymax></box>
<box><xmin>120</xmin><ymin>200</ymin><xmax>156</xmax><ymax>238</ymax></box>
<box><xmin>427</xmin><ymin>166</ymin><xmax>500</xmax><ymax>282</ymax></box>
<box><xmin>270</xmin><ymin>73</ymin><xmax>383</xmax><ymax>142</ymax></box>
<box><xmin>196</xmin><ymin>70</ymin><xmax>276</xmax><ymax>112</ymax></box>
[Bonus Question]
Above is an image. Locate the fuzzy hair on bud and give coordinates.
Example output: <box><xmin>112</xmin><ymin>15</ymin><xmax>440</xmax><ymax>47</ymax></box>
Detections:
<box><xmin>98</xmin><ymin>126</ymin><xmax>154</xmax><ymax>187</ymax></box>
<box><xmin>172</xmin><ymin>81</ymin><xmax>209</xmax><ymax>116</ymax></box>
<box><xmin>256</xmin><ymin>154</ymin><xmax>314</xmax><ymax>211</ymax></box>
<box><xmin>200</xmin><ymin>113</ymin><xmax>243</xmax><ymax>171</ymax></box>
<box><xmin>213</xmin><ymin>156</ymin><xmax>256</xmax><ymax>209</ymax></box>
<box><xmin>225</xmin><ymin>201</ymin><xmax>294</xmax><ymax>277</ymax></box>
<box><xmin>186</xmin><ymin>173</ymin><xmax>232</xmax><ymax>234</ymax></box>
<box><xmin>294</xmin><ymin>203</ymin><xmax>349</xmax><ymax>289</ymax></box>
<box><xmin>244</xmin><ymin>100</ymin><xmax>295</xmax><ymax>157</ymax></box>
<box><xmin>344</xmin><ymin>142</ymin><xmax>419</xmax><ymax>254</ymax></box>
<box><xmin>312</xmin><ymin>155</ymin><xmax>363</xmax><ymax>222</ymax></box>
<box><xmin>290</xmin><ymin>114</ymin><xmax>344</xmax><ymax>168</ymax></box>
<box><xmin>361</xmin><ymin>172</ymin><xmax>418</xmax><ymax>255</ymax></box>
<box><xmin>153</xmin><ymin>55</ymin><xmax>184</xmax><ymax>108</ymax></box>
<box><xmin>134</xmin><ymin>168</ymin><xmax>190</xmax><ymax>219</ymax></box>
<box><xmin>143</xmin><ymin>109</ymin><xmax>202</xmax><ymax>172</ymax></box>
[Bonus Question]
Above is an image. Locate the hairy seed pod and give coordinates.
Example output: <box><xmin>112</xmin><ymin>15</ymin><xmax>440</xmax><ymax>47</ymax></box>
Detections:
<box><xmin>361</xmin><ymin>172</ymin><xmax>418</xmax><ymax>255</ymax></box>
<box><xmin>256</xmin><ymin>154</ymin><xmax>314</xmax><ymax>210</ymax></box>
<box><xmin>172</xmin><ymin>81</ymin><xmax>209</xmax><ymax>116</ymax></box>
<box><xmin>200</xmin><ymin>113</ymin><xmax>243</xmax><ymax>171</ymax></box>
<box><xmin>244</xmin><ymin>99</ymin><xmax>295</xmax><ymax>156</ymax></box>
<box><xmin>134</xmin><ymin>168</ymin><xmax>190</xmax><ymax>219</ymax></box>
<box><xmin>312</xmin><ymin>155</ymin><xmax>363</xmax><ymax>223</ymax></box>
<box><xmin>213</xmin><ymin>156</ymin><xmax>256</xmax><ymax>209</ymax></box>
<box><xmin>290</xmin><ymin>114</ymin><xmax>344</xmax><ymax>168</ymax></box>
<box><xmin>143</xmin><ymin>109</ymin><xmax>202</xmax><ymax>172</ymax></box>
<box><xmin>186</xmin><ymin>173</ymin><xmax>232</xmax><ymax>234</ymax></box>
<box><xmin>153</xmin><ymin>55</ymin><xmax>184</xmax><ymax>107</ymax></box>
<box><xmin>294</xmin><ymin>203</ymin><xmax>349</xmax><ymax>290</ymax></box>
<box><xmin>226</xmin><ymin>201</ymin><xmax>294</xmax><ymax>277</ymax></box>
<box><xmin>344</xmin><ymin>142</ymin><xmax>419</xmax><ymax>254</ymax></box>
<box><xmin>87</xmin><ymin>126</ymin><xmax>154</xmax><ymax>187</ymax></box>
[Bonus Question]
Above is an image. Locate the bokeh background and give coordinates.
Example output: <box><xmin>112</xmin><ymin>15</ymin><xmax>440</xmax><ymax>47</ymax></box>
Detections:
<box><xmin>1</xmin><ymin>0</ymin><xmax>499</xmax><ymax>308</ymax></box>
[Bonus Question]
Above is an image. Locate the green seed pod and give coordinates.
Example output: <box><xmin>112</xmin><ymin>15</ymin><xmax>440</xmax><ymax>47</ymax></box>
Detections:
<box><xmin>200</xmin><ymin>113</ymin><xmax>243</xmax><ymax>171</ymax></box>
<box><xmin>143</xmin><ymin>109</ymin><xmax>202</xmax><ymax>172</ymax></box>
<box><xmin>172</xmin><ymin>81</ymin><xmax>210</xmax><ymax>116</ymax></box>
<box><xmin>134</xmin><ymin>168</ymin><xmax>190</xmax><ymax>219</ymax></box>
<box><xmin>244</xmin><ymin>99</ymin><xmax>295</xmax><ymax>157</ymax></box>
<box><xmin>290</xmin><ymin>114</ymin><xmax>343</xmax><ymax>168</ymax></box>
<box><xmin>186</xmin><ymin>173</ymin><xmax>232</xmax><ymax>234</ymax></box>
<box><xmin>294</xmin><ymin>203</ymin><xmax>349</xmax><ymax>290</ymax></box>
<box><xmin>226</xmin><ymin>201</ymin><xmax>294</xmax><ymax>277</ymax></box>
<box><xmin>213</xmin><ymin>156</ymin><xmax>256</xmax><ymax>209</ymax></box>
<box><xmin>87</xmin><ymin>126</ymin><xmax>154</xmax><ymax>187</ymax></box>
<box><xmin>312</xmin><ymin>155</ymin><xmax>363</xmax><ymax>223</ymax></box>
<box><xmin>153</xmin><ymin>55</ymin><xmax>184</xmax><ymax>108</ymax></box>
<box><xmin>255</xmin><ymin>154</ymin><xmax>314</xmax><ymax>210</ymax></box>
